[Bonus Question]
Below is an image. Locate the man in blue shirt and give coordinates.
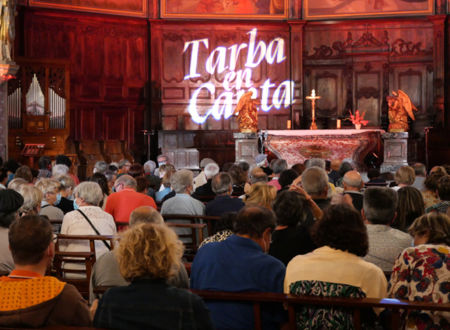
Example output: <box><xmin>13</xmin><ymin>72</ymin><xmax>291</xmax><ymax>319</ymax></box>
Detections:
<box><xmin>191</xmin><ymin>205</ymin><xmax>286</xmax><ymax>330</ymax></box>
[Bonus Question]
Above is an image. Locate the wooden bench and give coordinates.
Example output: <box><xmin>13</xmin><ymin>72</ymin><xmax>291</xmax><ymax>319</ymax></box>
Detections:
<box><xmin>161</xmin><ymin>214</ymin><xmax>220</xmax><ymax>237</ymax></box>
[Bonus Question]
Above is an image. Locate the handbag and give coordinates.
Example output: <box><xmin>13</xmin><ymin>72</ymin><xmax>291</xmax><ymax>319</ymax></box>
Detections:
<box><xmin>76</xmin><ymin>209</ymin><xmax>111</xmax><ymax>250</ymax></box>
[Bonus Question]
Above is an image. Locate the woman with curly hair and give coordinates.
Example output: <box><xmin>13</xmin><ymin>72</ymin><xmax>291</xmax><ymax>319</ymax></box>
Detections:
<box><xmin>244</xmin><ymin>182</ymin><xmax>277</xmax><ymax>209</ymax></box>
<box><xmin>93</xmin><ymin>223</ymin><xmax>213</xmax><ymax>330</ymax></box>
<box><xmin>388</xmin><ymin>213</ymin><xmax>450</xmax><ymax>329</ymax></box>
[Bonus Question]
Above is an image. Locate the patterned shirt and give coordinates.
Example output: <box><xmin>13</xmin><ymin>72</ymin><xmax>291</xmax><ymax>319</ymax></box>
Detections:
<box><xmin>388</xmin><ymin>244</ymin><xmax>450</xmax><ymax>329</ymax></box>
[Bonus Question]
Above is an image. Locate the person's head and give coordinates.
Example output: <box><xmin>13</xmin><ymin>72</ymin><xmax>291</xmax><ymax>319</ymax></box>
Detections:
<box><xmin>212</xmin><ymin>172</ymin><xmax>233</xmax><ymax>196</ymax></box>
<box><xmin>93</xmin><ymin>161</ymin><xmax>108</xmax><ymax>175</ymax></box>
<box><xmin>55</xmin><ymin>174</ymin><xmax>75</xmax><ymax>198</ymax></box>
<box><xmin>394</xmin><ymin>166</ymin><xmax>415</xmax><ymax>186</ymax></box>
<box><xmin>35</xmin><ymin>178</ymin><xmax>61</xmax><ymax>205</ymax></box>
<box><xmin>408</xmin><ymin>213</ymin><xmax>450</xmax><ymax>246</ymax></box>
<box><xmin>367</xmin><ymin>168</ymin><xmax>381</xmax><ymax>180</ymax></box>
<box><xmin>55</xmin><ymin>155</ymin><xmax>72</xmax><ymax>169</ymax></box>
<box><xmin>128</xmin><ymin>163</ymin><xmax>145</xmax><ymax>178</ymax></box>
<box><xmin>363</xmin><ymin>187</ymin><xmax>398</xmax><ymax>225</ymax></box>
<box><xmin>244</xmin><ymin>182</ymin><xmax>277</xmax><ymax>209</ymax></box>
<box><xmin>424</xmin><ymin>172</ymin><xmax>446</xmax><ymax>193</ymax></box>
<box><xmin>255</xmin><ymin>154</ymin><xmax>268</xmax><ymax>167</ymax></box>
<box><xmin>15</xmin><ymin>165</ymin><xmax>33</xmax><ymax>183</ymax></box>
<box><xmin>8</xmin><ymin>215</ymin><xmax>54</xmax><ymax>266</ymax></box>
<box><xmin>312</xmin><ymin>204</ymin><xmax>368</xmax><ymax>257</ymax></box>
<box><xmin>38</xmin><ymin>156</ymin><xmax>52</xmax><ymax>170</ymax></box>
<box><xmin>301</xmin><ymin>167</ymin><xmax>329</xmax><ymax>197</ymax></box>
<box><xmin>129</xmin><ymin>206</ymin><xmax>164</xmax><ymax>227</ymax></box>
<box><xmin>204</xmin><ymin>162</ymin><xmax>220</xmax><ymax>180</ymax></box>
<box><xmin>234</xmin><ymin>205</ymin><xmax>276</xmax><ymax>252</ymax></box>
<box><xmin>249</xmin><ymin>167</ymin><xmax>268</xmax><ymax>184</ymax></box>
<box><xmin>0</xmin><ymin>167</ymin><xmax>8</xmax><ymax>186</ymax></box>
<box><xmin>114</xmin><ymin>175</ymin><xmax>137</xmax><ymax>192</ymax></box>
<box><xmin>116</xmin><ymin>223</ymin><xmax>183</xmax><ymax>282</ymax></box>
<box><xmin>343</xmin><ymin>171</ymin><xmax>363</xmax><ymax>191</ymax></box>
<box><xmin>278</xmin><ymin>169</ymin><xmax>298</xmax><ymax>189</ymax></box>
<box><xmin>170</xmin><ymin>169</ymin><xmax>194</xmax><ymax>194</ymax></box>
<box><xmin>104</xmin><ymin>170</ymin><xmax>117</xmax><ymax>191</ymax></box>
<box><xmin>135</xmin><ymin>176</ymin><xmax>148</xmax><ymax>193</ymax></box>
<box><xmin>157</xmin><ymin>155</ymin><xmax>169</xmax><ymax>167</ymax></box>
<box><xmin>330</xmin><ymin>159</ymin><xmax>341</xmax><ymax>172</ymax></box>
<box><xmin>437</xmin><ymin>175</ymin><xmax>450</xmax><ymax>201</ymax></box>
<box><xmin>237</xmin><ymin>161</ymin><xmax>250</xmax><ymax>174</ymax></box>
<box><xmin>4</xmin><ymin>159</ymin><xmax>20</xmax><ymax>174</ymax></box>
<box><xmin>291</xmin><ymin>163</ymin><xmax>305</xmax><ymax>176</ymax></box>
<box><xmin>430</xmin><ymin>166</ymin><xmax>447</xmax><ymax>176</ymax></box>
<box><xmin>160</xmin><ymin>165</ymin><xmax>176</xmax><ymax>188</ymax></box>
<box><xmin>199</xmin><ymin>158</ymin><xmax>215</xmax><ymax>170</ymax></box>
<box><xmin>228</xmin><ymin>165</ymin><xmax>247</xmax><ymax>185</ymax></box>
<box><xmin>17</xmin><ymin>185</ymin><xmax>43</xmax><ymax>216</ymax></box>
<box><xmin>73</xmin><ymin>182</ymin><xmax>104</xmax><ymax>207</ymax></box>
<box><xmin>306</xmin><ymin>158</ymin><xmax>326</xmax><ymax>169</ymax></box>
<box><xmin>118</xmin><ymin>159</ymin><xmax>132</xmax><ymax>173</ymax></box>
<box><xmin>88</xmin><ymin>172</ymin><xmax>109</xmax><ymax>196</ymax></box>
<box><xmin>7</xmin><ymin>178</ymin><xmax>27</xmax><ymax>191</ymax></box>
<box><xmin>271</xmin><ymin>159</ymin><xmax>288</xmax><ymax>175</ymax></box>
<box><xmin>273</xmin><ymin>190</ymin><xmax>307</xmax><ymax>227</ymax></box>
<box><xmin>143</xmin><ymin>160</ymin><xmax>157</xmax><ymax>175</ymax></box>
<box><xmin>395</xmin><ymin>186</ymin><xmax>425</xmax><ymax>232</ymax></box>
<box><xmin>338</xmin><ymin>161</ymin><xmax>353</xmax><ymax>178</ymax></box>
<box><xmin>412</xmin><ymin>163</ymin><xmax>427</xmax><ymax>177</ymax></box>
<box><xmin>0</xmin><ymin>189</ymin><xmax>23</xmax><ymax>228</ymax></box>
<box><xmin>52</xmin><ymin>164</ymin><xmax>69</xmax><ymax>177</ymax></box>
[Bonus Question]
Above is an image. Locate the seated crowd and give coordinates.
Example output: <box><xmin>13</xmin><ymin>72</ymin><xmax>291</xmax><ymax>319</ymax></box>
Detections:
<box><xmin>0</xmin><ymin>154</ymin><xmax>449</xmax><ymax>329</ymax></box>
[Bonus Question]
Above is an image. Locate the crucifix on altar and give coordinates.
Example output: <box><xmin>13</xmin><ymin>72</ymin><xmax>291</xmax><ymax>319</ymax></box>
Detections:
<box><xmin>306</xmin><ymin>89</ymin><xmax>321</xmax><ymax>130</ymax></box>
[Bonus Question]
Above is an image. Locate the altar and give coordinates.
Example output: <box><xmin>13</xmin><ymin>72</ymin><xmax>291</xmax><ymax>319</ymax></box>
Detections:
<box><xmin>264</xmin><ymin>129</ymin><xmax>385</xmax><ymax>170</ymax></box>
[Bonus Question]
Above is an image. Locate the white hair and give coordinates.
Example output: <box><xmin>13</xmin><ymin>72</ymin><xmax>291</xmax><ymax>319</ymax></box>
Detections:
<box><xmin>144</xmin><ymin>160</ymin><xmax>157</xmax><ymax>174</ymax></box>
<box><xmin>52</xmin><ymin>164</ymin><xmax>69</xmax><ymax>177</ymax></box>
<box><xmin>74</xmin><ymin>182</ymin><xmax>104</xmax><ymax>206</ymax></box>
<box><xmin>204</xmin><ymin>163</ymin><xmax>220</xmax><ymax>179</ymax></box>
<box><xmin>170</xmin><ymin>170</ymin><xmax>193</xmax><ymax>193</ymax></box>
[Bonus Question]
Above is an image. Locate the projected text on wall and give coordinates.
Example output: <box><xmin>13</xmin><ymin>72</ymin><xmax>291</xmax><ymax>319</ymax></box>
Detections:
<box><xmin>183</xmin><ymin>28</ymin><xmax>295</xmax><ymax>124</ymax></box>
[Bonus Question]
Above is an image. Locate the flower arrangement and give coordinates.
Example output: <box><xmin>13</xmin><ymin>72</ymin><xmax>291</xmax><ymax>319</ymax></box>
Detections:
<box><xmin>348</xmin><ymin>110</ymin><xmax>369</xmax><ymax>127</ymax></box>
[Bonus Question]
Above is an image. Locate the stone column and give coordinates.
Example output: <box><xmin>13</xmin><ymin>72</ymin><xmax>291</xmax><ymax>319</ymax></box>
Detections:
<box><xmin>0</xmin><ymin>62</ymin><xmax>18</xmax><ymax>161</ymax></box>
<box><xmin>233</xmin><ymin>132</ymin><xmax>259</xmax><ymax>165</ymax></box>
<box><xmin>380</xmin><ymin>132</ymin><xmax>409</xmax><ymax>173</ymax></box>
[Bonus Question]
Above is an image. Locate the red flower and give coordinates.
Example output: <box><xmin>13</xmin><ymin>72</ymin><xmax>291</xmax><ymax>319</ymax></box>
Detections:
<box><xmin>348</xmin><ymin>110</ymin><xmax>369</xmax><ymax>126</ymax></box>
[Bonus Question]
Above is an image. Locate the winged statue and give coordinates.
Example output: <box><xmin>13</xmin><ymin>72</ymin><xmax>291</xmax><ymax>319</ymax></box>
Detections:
<box><xmin>233</xmin><ymin>91</ymin><xmax>260</xmax><ymax>133</ymax></box>
<box><xmin>386</xmin><ymin>90</ymin><xmax>418</xmax><ymax>132</ymax></box>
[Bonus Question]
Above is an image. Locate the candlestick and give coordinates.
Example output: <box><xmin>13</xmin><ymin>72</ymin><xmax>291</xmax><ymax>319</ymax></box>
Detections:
<box><xmin>306</xmin><ymin>89</ymin><xmax>321</xmax><ymax>130</ymax></box>
<box><xmin>287</xmin><ymin>120</ymin><xmax>291</xmax><ymax>129</ymax></box>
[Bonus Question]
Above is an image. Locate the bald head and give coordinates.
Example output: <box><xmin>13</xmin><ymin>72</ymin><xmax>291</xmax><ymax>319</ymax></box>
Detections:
<box><xmin>343</xmin><ymin>171</ymin><xmax>363</xmax><ymax>191</ymax></box>
<box><xmin>129</xmin><ymin>206</ymin><xmax>163</xmax><ymax>227</ymax></box>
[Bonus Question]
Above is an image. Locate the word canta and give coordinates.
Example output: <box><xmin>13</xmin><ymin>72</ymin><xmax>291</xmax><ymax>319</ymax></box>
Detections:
<box><xmin>183</xmin><ymin>28</ymin><xmax>295</xmax><ymax>124</ymax></box>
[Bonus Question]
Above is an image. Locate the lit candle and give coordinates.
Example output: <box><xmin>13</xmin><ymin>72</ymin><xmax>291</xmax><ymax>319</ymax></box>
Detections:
<box><xmin>287</xmin><ymin>120</ymin><xmax>292</xmax><ymax>129</ymax></box>
<box><xmin>337</xmin><ymin>119</ymin><xmax>341</xmax><ymax>129</ymax></box>
<box><xmin>311</xmin><ymin>89</ymin><xmax>316</xmax><ymax>98</ymax></box>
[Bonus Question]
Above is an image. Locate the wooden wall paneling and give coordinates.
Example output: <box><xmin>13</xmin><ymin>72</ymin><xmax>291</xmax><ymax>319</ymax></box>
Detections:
<box><xmin>289</xmin><ymin>22</ymin><xmax>305</xmax><ymax>128</ymax></box>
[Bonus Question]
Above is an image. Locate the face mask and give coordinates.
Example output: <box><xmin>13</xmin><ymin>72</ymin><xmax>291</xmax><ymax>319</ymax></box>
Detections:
<box><xmin>73</xmin><ymin>199</ymin><xmax>79</xmax><ymax>210</ymax></box>
<box><xmin>158</xmin><ymin>162</ymin><xmax>166</xmax><ymax>167</ymax></box>
<box><xmin>54</xmin><ymin>193</ymin><xmax>61</xmax><ymax>206</ymax></box>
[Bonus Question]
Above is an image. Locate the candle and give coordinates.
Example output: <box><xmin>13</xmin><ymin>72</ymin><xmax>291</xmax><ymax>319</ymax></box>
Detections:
<box><xmin>337</xmin><ymin>119</ymin><xmax>341</xmax><ymax>129</ymax></box>
<box><xmin>311</xmin><ymin>89</ymin><xmax>315</xmax><ymax>98</ymax></box>
<box><xmin>287</xmin><ymin>120</ymin><xmax>292</xmax><ymax>129</ymax></box>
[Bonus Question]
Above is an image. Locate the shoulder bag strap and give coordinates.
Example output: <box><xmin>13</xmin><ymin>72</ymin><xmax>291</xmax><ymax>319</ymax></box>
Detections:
<box><xmin>76</xmin><ymin>209</ymin><xmax>111</xmax><ymax>250</ymax></box>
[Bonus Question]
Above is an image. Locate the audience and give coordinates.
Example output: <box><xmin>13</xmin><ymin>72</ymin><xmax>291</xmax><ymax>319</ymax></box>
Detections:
<box><xmin>89</xmin><ymin>206</ymin><xmax>189</xmax><ymax>303</ymax></box>
<box><xmin>104</xmin><ymin>175</ymin><xmax>156</xmax><ymax>224</ymax></box>
<box><xmin>327</xmin><ymin>159</ymin><xmax>341</xmax><ymax>186</ymax></box>
<box><xmin>205</xmin><ymin>172</ymin><xmax>244</xmax><ymax>217</ymax></box>
<box><xmin>0</xmin><ymin>215</ymin><xmax>91</xmax><ymax>327</ymax></box>
<box><xmin>93</xmin><ymin>161</ymin><xmax>108</xmax><ymax>175</ymax></box>
<box><xmin>268</xmin><ymin>159</ymin><xmax>287</xmax><ymax>190</ymax></box>
<box><xmin>277</xmin><ymin>169</ymin><xmax>298</xmax><ymax>193</ymax></box>
<box><xmin>35</xmin><ymin>178</ymin><xmax>65</xmax><ymax>222</ymax></box>
<box><xmin>301</xmin><ymin>166</ymin><xmax>330</xmax><ymax>212</ymax></box>
<box><xmin>199</xmin><ymin>212</ymin><xmax>236</xmax><ymax>248</ymax></box>
<box><xmin>228</xmin><ymin>164</ymin><xmax>247</xmax><ymax>196</ymax></box>
<box><xmin>244</xmin><ymin>182</ymin><xmax>277</xmax><ymax>209</ymax></box>
<box><xmin>342</xmin><ymin>170</ymin><xmax>364</xmax><ymax>211</ymax></box>
<box><xmin>426</xmin><ymin>175</ymin><xmax>450</xmax><ymax>214</ymax></box>
<box><xmin>422</xmin><ymin>171</ymin><xmax>446</xmax><ymax>209</ymax></box>
<box><xmin>0</xmin><ymin>168</ymin><xmax>8</xmax><ymax>189</ymax></box>
<box><xmin>394</xmin><ymin>186</ymin><xmax>425</xmax><ymax>232</ymax></box>
<box><xmin>191</xmin><ymin>206</ymin><xmax>286</xmax><ymax>329</ymax></box>
<box><xmin>255</xmin><ymin>153</ymin><xmax>272</xmax><ymax>176</ymax></box>
<box><xmin>54</xmin><ymin>174</ymin><xmax>76</xmax><ymax>213</ymax></box>
<box><xmin>37</xmin><ymin>156</ymin><xmax>52</xmax><ymax>179</ymax></box>
<box><xmin>389</xmin><ymin>213</ymin><xmax>450</xmax><ymax>329</ymax></box>
<box><xmin>92</xmin><ymin>222</ymin><xmax>213</xmax><ymax>330</ymax></box>
<box><xmin>60</xmin><ymin>182</ymin><xmax>116</xmax><ymax>260</ymax></box>
<box><xmin>193</xmin><ymin>158</ymin><xmax>216</xmax><ymax>190</ymax></box>
<box><xmin>0</xmin><ymin>189</ymin><xmax>23</xmax><ymax>275</ymax></box>
<box><xmin>15</xmin><ymin>165</ymin><xmax>33</xmax><ymax>183</ymax></box>
<box><xmin>192</xmin><ymin>162</ymin><xmax>220</xmax><ymax>200</ymax></box>
<box><xmin>285</xmin><ymin>204</ymin><xmax>387</xmax><ymax>329</ymax></box>
<box><xmin>155</xmin><ymin>164</ymin><xmax>176</xmax><ymax>203</ymax></box>
<box><xmin>17</xmin><ymin>185</ymin><xmax>43</xmax><ymax>217</ymax></box>
<box><xmin>393</xmin><ymin>165</ymin><xmax>415</xmax><ymax>190</ymax></box>
<box><xmin>362</xmin><ymin>187</ymin><xmax>412</xmax><ymax>272</ymax></box>
<box><xmin>269</xmin><ymin>190</ymin><xmax>317</xmax><ymax>266</ymax></box>
<box><xmin>411</xmin><ymin>162</ymin><xmax>427</xmax><ymax>191</ymax></box>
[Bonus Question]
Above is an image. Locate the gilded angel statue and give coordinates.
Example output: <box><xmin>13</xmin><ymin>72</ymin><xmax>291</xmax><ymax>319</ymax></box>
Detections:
<box><xmin>386</xmin><ymin>90</ymin><xmax>418</xmax><ymax>132</ymax></box>
<box><xmin>233</xmin><ymin>91</ymin><xmax>260</xmax><ymax>133</ymax></box>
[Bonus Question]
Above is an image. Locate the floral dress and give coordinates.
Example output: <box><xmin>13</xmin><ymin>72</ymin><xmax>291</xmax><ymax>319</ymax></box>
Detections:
<box><xmin>388</xmin><ymin>244</ymin><xmax>450</xmax><ymax>329</ymax></box>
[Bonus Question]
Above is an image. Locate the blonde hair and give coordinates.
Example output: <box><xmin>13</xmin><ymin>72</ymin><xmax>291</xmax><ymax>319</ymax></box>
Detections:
<box><xmin>7</xmin><ymin>178</ymin><xmax>27</xmax><ymax>192</ymax></box>
<box><xmin>17</xmin><ymin>185</ymin><xmax>43</xmax><ymax>215</ymax></box>
<box><xmin>35</xmin><ymin>178</ymin><xmax>61</xmax><ymax>196</ymax></box>
<box><xmin>394</xmin><ymin>166</ymin><xmax>415</xmax><ymax>185</ymax></box>
<box><xmin>244</xmin><ymin>182</ymin><xmax>277</xmax><ymax>209</ymax></box>
<box><xmin>116</xmin><ymin>223</ymin><xmax>184</xmax><ymax>282</ymax></box>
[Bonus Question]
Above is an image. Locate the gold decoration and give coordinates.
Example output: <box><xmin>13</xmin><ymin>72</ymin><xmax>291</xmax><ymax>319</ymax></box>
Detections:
<box><xmin>387</xmin><ymin>90</ymin><xmax>418</xmax><ymax>132</ymax></box>
<box><xmin>234</xmin><ymin>91</ymin><xmax>260</xmax><ymax>133</ymax></box>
